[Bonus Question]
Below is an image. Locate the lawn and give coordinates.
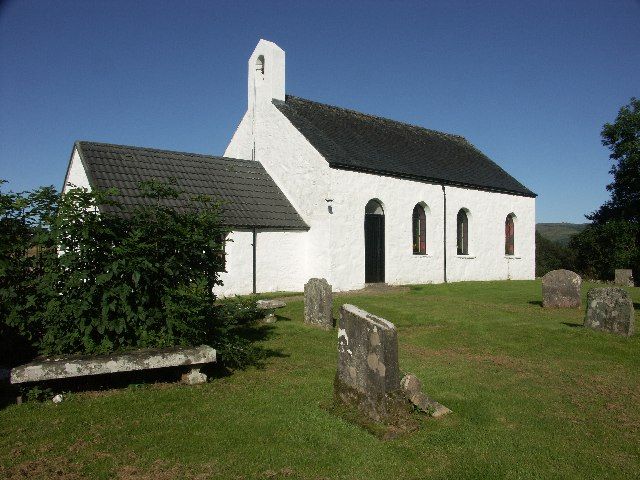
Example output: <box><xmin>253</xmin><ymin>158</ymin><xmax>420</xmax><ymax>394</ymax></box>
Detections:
<box><xmin>1</xmin><ymin>280</ymin><xmax>639</xmax><ymax>479</ymax></box>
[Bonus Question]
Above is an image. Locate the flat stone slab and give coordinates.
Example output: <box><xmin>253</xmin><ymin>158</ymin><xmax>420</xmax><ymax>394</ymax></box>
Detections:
<box><xmin>614</xmin><ymin>269</ymin><xmax>634</xmax><ymax>287</ymax></box>
<box><xmin>584</xmin><ymin>288</ymin><xmax>635</xmax><ymax>337</ymax></box>
<box><xmin>10</xmin><ymin>345</ymin><xmax>216</xmax><ymax>384</ymax></box>
<box><xmin>256</xmin><ymin>299</ymin><xmax>286</xmax><ymax>310</ymax></box>
<box><xmin>542</xmin><ymin>269</ymin><xmax>582</xmax><ymax>308</ymax></box>
<box><xmin>304</xmin><ymin>278</ymin><xmax>333</xmax><ymax>330</ymax></box>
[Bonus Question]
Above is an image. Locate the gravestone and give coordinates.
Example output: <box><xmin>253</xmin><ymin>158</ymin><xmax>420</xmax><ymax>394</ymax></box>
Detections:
<box><xmin>614</xmin><ymin>269</ymin><xmax>634</xmax><ymax>287</ymax></box>
<box><xmin>304</xmin><ymin>278</ymin><xmax>333</xmax><ymax>329</ymax></box>
<box><xmin>334</xmin><ymin>304</ymin><xmax>404</xmax><ymax>422</ymax></box>
<box><xmin>542</xmin><ymin>269</ymin><xmax>582</xmax><ymax>308</ymax></box>
<box><xmin>584</xmin><ymin>288</ymin><xmax>635</xmax><ymax>337</ymax></box>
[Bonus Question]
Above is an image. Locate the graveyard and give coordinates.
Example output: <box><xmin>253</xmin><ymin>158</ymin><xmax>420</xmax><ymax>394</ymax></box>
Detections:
<box><xmin>1</xmin><ymin>279</ymin><xmax>639</xmax><ymax>479</ymax></box>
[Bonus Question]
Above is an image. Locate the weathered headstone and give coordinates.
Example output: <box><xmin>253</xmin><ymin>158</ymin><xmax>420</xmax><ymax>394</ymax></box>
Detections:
<box><xmin>542</xmin><ymin>269</ymin><xmax>582</xmax><ymax>308</ymax></box>
<box><xmin>584</xmin><ymin>288</ymin><xmax>635</xmax><ymax>337</ymax></box>
<box><xmin>614</xmin><ymin>269</ymin><xmax>634</xmax><ymax>287</ymax></box>
<box><xmin>335</xmin><ymin>304</ymin><xmax>404</xmax><ymax>421</ymax></box>
<box><xmin>304</xmin><ymin>278</ymin><xmax>333</xmax><ymax>329</ymax></box>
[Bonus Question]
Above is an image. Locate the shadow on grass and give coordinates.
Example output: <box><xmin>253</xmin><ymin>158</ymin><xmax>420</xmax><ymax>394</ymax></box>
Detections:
<box><xmin>528</xmin><ymin>300</ymin><xmax>543</xmax><ymax>307</ymax></box>
<box><xmin>561</xmin><ymin>321</ymin><xmax>583</xmax><ymax>329</ymax></box>
<box><xmin>634</xmin><ymin>303</ymin><xmax>640</xmax><ymax>310</ymax></box>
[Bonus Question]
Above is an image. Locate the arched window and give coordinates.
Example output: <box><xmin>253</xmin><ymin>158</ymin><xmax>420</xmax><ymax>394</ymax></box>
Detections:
<box><xmin>256</xmin><ymin>55</ymin><xmax>265</xmax><ymax>75</ymax></box>
<box><xmin>412</xmin><ymin>204</ymin><xmax>426</xmax><ymax>254</ymax></box>
<box><xmin>457</xmin><ymin>209</ymin><xmax>469</xmax><ymax>255</ymax></box>
<box><xmin>365</xmin><ymin>199</ymin><xmax>384</xmax><ymax>215</ymax></box>
<box><xmin>505</xmin><ymin>214</ymin><xmax>515</xmax><ymax>255</ymax></box>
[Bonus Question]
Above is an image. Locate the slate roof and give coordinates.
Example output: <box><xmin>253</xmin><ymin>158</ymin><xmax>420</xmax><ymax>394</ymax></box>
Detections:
<box><xmin>274</xmin><ymin>95</ymin><xmax>535</xmax><ymax>197</ymax></box>
<box><xmin>68</xmin><ymin>141</ymin><xmax>308</xmax><ymax>230</ymax></box>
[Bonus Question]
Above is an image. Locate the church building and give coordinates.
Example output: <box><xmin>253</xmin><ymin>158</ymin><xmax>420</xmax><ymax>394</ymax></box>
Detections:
<box><xmin>63</xmin><ymin>40</ymin><xmax>536</xmax><ymax>296</ymax></box>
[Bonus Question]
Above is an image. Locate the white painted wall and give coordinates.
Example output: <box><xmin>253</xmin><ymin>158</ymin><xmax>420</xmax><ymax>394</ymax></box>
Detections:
<box><xmin>222</xmin><ymin>39</ymin><xmax>536</xmax><ymax>294</ymax></box>
<box><xmin>64</xmin><ymin>147</ymin><xmax>91</xmax><ymax>192</ymax></box>
<box><xmin>444</xmin><ymin>186</ymin><xmax>535</xmax><ymax>282</ymax></box>
<box><xmin>327</xmin><ymin>168</ymin><xmax>535</xmax><ymax>290</ymax></box>
<box><xmin>214</xmin><ymin>229</ymin><xmax>308</xmax><ymax>297</ymax></box>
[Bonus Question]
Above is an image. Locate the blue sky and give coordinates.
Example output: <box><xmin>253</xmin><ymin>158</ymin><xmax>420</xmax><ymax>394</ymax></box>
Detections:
<box><xmin>1</xmin><ymin>0</ymin><xmax>638</xmax><ymax>223</ymax></box>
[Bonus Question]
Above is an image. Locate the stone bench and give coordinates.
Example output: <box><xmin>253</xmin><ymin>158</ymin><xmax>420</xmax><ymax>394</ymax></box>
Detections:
<box><xmin>256</xmin><ymin>299</ymin><xmax>286</xmax><ymax>323</ymax></box>
<box><xmin>10</xmin><ymin>345</ymin><xmax>216</xmax><ymax>395</ymax></box>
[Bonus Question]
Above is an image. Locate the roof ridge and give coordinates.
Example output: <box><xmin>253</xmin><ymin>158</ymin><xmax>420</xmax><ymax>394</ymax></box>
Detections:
<box><xmin>75</xmin><ymin>140</ymin><xmax>257</xmax><ymax>165</ymax></box>
<box><xmin>283</xmin><ymin>95</ymin><xmax>467</xmax><ymax>142</ymax></box>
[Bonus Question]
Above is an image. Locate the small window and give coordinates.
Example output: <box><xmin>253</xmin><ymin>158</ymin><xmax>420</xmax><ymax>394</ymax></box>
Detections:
<box><xmin>412</xmin><ymin>204</ymin><xmax>426</xmax><ymax>254</ymax></box>
<box><xmin>457</xmin><ymin>209</ymin><xmax>469</xmax><ymax>255</ymax></box>
<box><xmin>505</xmin><ymin>214</ymin><xmax>515</xmax><ymax>255</ymax></box>
<box><xmin>256</xmin><ymin>55</ymin><xmax>265</xmax><ymax>75</ymax></box>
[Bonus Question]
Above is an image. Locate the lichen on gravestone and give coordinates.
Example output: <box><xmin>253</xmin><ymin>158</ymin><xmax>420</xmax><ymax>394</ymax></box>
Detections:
<box><xmin>584</xmin><ymin>287</ymin><xmax>635</xmax><ymax>337</ymax></box>
<box><xmin>542</xmin><ymin>269</ymin><xmax>582</xmax><ymax>308</ymax></box>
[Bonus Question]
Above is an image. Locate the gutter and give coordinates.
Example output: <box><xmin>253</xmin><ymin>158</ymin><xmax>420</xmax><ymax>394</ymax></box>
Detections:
<box><xmin>252</xmin><ymin>228</ymin><xmax>257</xmax><ymax>294</ymax></box>
<box><xmin>442</xmin><ymin>185</ymin><xmax>447</xmax><ymax>283</ymax></box>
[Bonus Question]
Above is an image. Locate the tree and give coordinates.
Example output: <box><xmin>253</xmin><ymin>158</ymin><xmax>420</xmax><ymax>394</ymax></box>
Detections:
<box><xmin>588</xmin><ymin>97</ymin><xmax>640</xmax><ymax>224</ymax></box>
<box><xmin>0</xmin><ymin>182</ymin><xmax>58</xmax><ymax>366</ymax></box>
<box><xmin>569</xmin><ymin>97</ymin><xmax>640</xmax><ymax>282</ymax></box>
<box><xmin>569</xmin><ymin>220</ymin><xmax>638</xmax><ymax>281</ymax></box>
<box><xmin>535</xmin><ymin>231</ymin><xmax>575</xmax><ymax>277</ymax></box>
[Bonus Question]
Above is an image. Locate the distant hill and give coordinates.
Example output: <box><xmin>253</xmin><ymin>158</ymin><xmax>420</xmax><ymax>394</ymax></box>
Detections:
<box><xmin>536</xmin><ymin>223</ymin><xmax>589</xmax><ymax>245</ymax></box>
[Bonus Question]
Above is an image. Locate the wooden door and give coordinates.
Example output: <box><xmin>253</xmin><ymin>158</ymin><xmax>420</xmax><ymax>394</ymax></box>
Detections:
<box><xmin>364</xmin><ymin>214</ymin><xmax>385</xmax><ymax>283</ymax></box>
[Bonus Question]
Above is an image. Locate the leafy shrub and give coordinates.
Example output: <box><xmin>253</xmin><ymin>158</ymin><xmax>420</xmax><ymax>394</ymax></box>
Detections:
<box><xmin>569</xmin><ymin>220</ymin><xmax>639</xmax><ymax>282</ymax></box>
<box><xmin>0</xmin><ymin>182</ymin><xmax>57</xmax><ymax>366</ymax></box>
<box><xmin>535</xmin><ymin>231</ymin><xmax>576</xmax><ymax>277</ymax></box>
<box><xmin>1</xmin><ymin>179</ymin><xmax>263</xmax><ymax>367</ymax></box>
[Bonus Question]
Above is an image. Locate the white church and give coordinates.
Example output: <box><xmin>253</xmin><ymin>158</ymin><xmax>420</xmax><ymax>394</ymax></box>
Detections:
<box><xmin>63</xmin><ymin>40</ymin><xmax>536</xmax><ymax>296</ymax></box>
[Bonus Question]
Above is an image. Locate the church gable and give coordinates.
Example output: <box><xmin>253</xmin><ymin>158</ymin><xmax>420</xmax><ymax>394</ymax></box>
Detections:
<box><xmin>274</xmin><ymin>95</ymin><xmax>535</xmax><ymax>198</ymax></box>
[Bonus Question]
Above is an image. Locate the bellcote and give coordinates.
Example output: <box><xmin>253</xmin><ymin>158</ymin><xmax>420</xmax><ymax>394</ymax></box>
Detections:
<box><xmin>248</xmin><ymin>39</ymin><xmax>285</xmax><ymax>110</ymax></box>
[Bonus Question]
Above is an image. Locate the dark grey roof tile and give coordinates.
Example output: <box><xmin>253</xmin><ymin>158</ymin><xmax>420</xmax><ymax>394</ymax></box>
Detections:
<box><xmin>73</xmin><ymin>141</ymin><xmax>308</xmax><ymax>230</ymax></box>
<box><xmin>274</xmin><ymin>95</ymin><xmax>535</xmax><ymax>197</ymax></box>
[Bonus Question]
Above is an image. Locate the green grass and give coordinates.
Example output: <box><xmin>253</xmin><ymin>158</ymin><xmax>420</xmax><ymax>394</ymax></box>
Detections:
<box><xmin>2</xmin><ymin>280</ymin><xmax>639</xmax><ymax>479</ymax></box>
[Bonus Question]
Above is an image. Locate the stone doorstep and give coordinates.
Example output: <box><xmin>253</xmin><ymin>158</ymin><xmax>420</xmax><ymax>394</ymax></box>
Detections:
<box><xmin>10</xmin><ymin>345</ymin><xmax>216</xmax><ymax>385</ymax></box>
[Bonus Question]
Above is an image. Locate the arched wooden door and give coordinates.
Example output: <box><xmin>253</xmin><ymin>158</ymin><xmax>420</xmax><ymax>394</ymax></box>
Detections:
<box><xmin>364</xmin><ymin>200</ymin><xmax>385</xmax><ymax>283</ymax></box>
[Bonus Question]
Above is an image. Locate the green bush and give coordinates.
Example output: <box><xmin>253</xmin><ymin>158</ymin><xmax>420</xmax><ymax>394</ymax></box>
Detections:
<box><xmin>0</xmin><ymin>179</ymin><xmax>263</xmax><ymax>368</ymax></box>
<box><xmin>569</xmin><ymin>220</ymin><xmax>639</xmax><ymax>282</ymax></box>
<box><xmin>0</xmin><ymin>182</ymin><xmax>57</xmax><ymax>366</ymax></box>
<box><xmin>535</xmin><ymin>231</ymin><xmax>576</xmax><ymax>277</ymax></box>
